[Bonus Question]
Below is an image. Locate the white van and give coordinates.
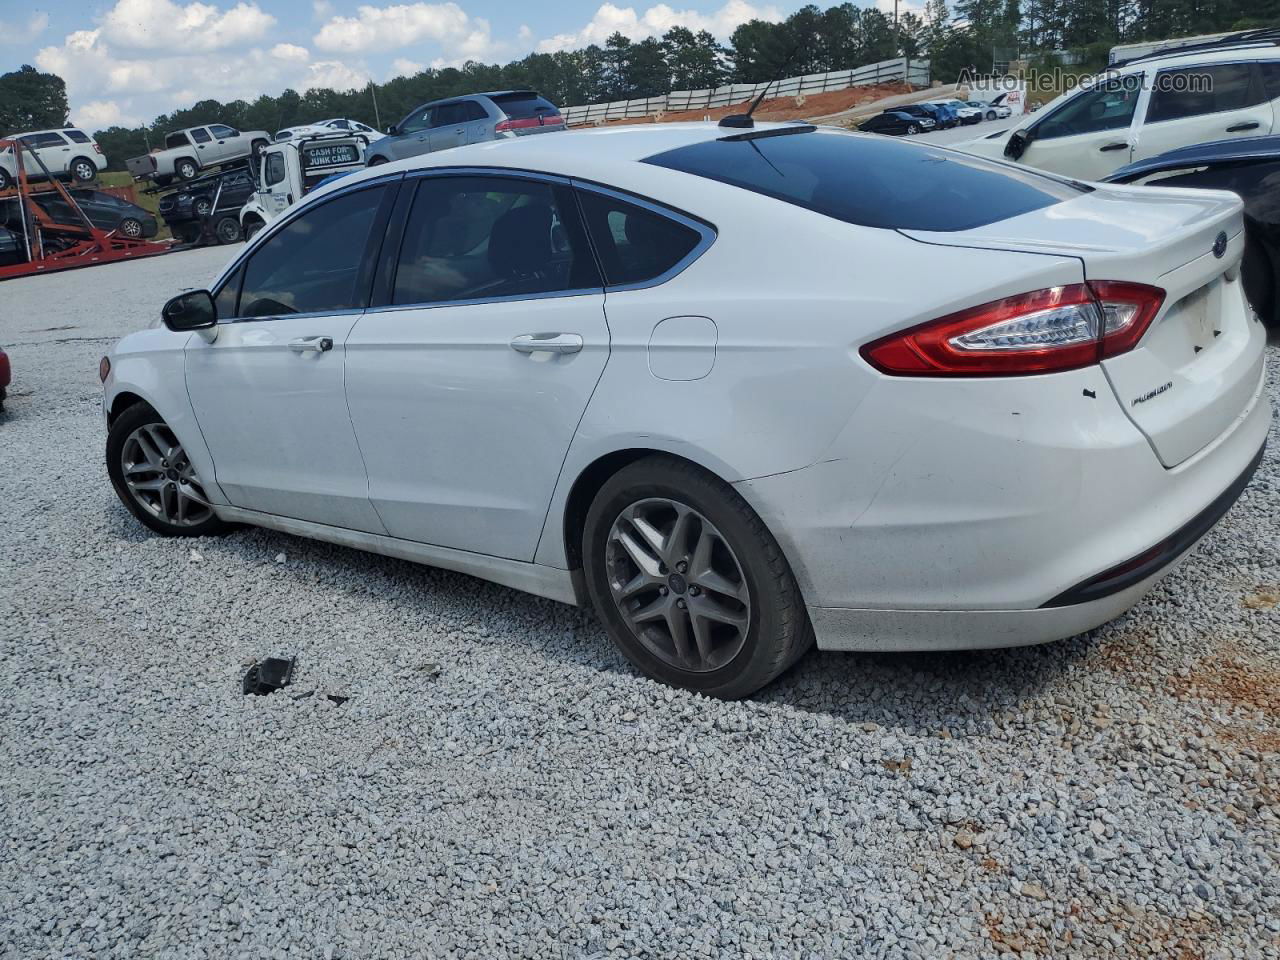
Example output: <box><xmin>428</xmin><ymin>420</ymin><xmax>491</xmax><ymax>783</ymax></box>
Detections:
<box><xmin>960</xmin><ymin>35</ymin><xmax>1280</xmax><ymax>180</ymax></box>
<box><xmin>0</xmin><ymin>128</ymin><xmax>107</xmax><ymax>189</ymax></box>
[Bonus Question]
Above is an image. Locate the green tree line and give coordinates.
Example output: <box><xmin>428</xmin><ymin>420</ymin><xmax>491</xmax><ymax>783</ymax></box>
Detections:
<box><xmin>4</xmin><ymin>0</ymin><xmax>1278</xmax><ymax>172</ymax></box>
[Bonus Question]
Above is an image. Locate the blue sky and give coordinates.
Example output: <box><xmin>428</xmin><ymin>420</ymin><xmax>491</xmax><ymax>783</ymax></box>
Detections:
<box><xmin>0</xmin><ymin>0</ymin><xmax>908</xmax><ymax>132</ymax></box>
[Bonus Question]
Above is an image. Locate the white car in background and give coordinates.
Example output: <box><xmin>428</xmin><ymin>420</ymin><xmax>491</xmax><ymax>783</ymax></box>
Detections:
<box><xmin>961</xmin><ymin>33</ymin><xmax>1280</xmax><ymax>179</ymax></box>
<box><xmin>274</xmin><ymin>119</ymin><xmax>378</xmax><ymax>141</ymax></box>
<box><xmin>933</xmin><ymin>99</ymin><xmax>983</xmax><ymax>124</ymax></box>
<box><xmin>0</xmin><ymin>128</ymin><xmax>106</xmax><ymax>189</ymax></box>
<box><xmin>101</xmin><ymin>123</ymin><xmax>1269</xmax><ymax>698</ymax></box>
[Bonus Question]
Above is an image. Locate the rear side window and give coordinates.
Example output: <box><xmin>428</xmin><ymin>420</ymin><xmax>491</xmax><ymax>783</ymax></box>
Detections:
<box><xmin>644</xmin><ymin>129</ymin><xmax>1083</xmax><ymax>233</ymax></box>
<box><xmin>238</xmin><ymin>185</ymin><xmax>388</xmax><ymax>317</ymax></box>
<box><xmin>165</xmin><ymin>132</ymin><xmax>189</xmax><ymax>149</ymax></box>
<box><xmin>491</xmin><ymin>92</ymin><xmax>559</xmax><ymax>119</ymax></box>
<box><xmin>391</xmin><ymin>175</ymin><xmax>599</xmax><ymax>305</ymax></box>
<box><xmin>1147</xmin><ymin>63</ymin><xmax>1263</xmax><ymax>123</ymax></box>
<box><xmin>64</xmin><ymin>130</ymin><xmax>90</xmax><ymax>144</ymax></box>
<box><xmin>577</xmin><ymin>190</ymin><xmax>704</xmax><ymax>286</ymax></box>
<box><xmin>1262</xmin><ymin>62</ymin><xmax>1280</xmax><ymax>99</ymax></box>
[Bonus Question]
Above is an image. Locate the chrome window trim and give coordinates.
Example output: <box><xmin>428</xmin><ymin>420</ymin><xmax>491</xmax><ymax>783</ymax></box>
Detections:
<box><xmin>209</xmin><ymin>172</ymin><xmax>405</xmax><ymax>317</ymax></box>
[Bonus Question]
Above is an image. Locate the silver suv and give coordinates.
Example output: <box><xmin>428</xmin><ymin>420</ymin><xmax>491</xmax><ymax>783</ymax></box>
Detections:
<box><xmin>366</xmin><ymin>91</ymin><xmax>564</xmax><ymax>166</ymax></box>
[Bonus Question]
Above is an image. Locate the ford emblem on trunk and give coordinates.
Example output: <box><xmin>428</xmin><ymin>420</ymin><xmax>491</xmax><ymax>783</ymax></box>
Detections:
<box><xmin>1213</xmin><ymin>231</ymin><xmax>1228</xmax><ymax>259</ymax></box>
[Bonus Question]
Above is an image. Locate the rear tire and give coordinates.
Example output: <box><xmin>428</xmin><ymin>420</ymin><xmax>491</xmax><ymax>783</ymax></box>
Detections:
<box><xmin>107</xmin><ymin>403</ymin><xmax>230</xmax><ymax>538</ymax></box>
<box><xmin>0</xmin><ymin>168</ymin><xmax>11</xmax><ymax>190</ymax></box>
<box><xmin>582</xmin><ymin>455</ymin><xmax>811</xmax><ymax>699</ymax></box>
<box><xmin>176</xmin><ymin>158</ymin><xmax>198</xmax><ymax>180</ymax></box>
<box><xmin>214</xmin><ymin>215</ymin><xmax>242</xmax><ymax>245</ymax></box>
<box><xmin>70</xmin><ymin>157</ymin><xmax>96</xmax><ymax>183</ymax></box>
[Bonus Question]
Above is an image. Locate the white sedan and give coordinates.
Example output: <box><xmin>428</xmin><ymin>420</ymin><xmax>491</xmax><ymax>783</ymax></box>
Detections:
<box><xmin>101</xmin><ymin>122</ymin><xmax>1270</xmax><ymax>698</ymax></box>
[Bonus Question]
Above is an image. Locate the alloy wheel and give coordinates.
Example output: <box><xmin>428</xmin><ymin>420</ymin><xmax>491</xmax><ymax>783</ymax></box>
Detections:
<box><xmin>73</xmin><ymin>161</ymin><xmax>95</xmax><ymax>182</ymax></box>
<box><xmin>605</xmin><ymin>498</ymin><xmax>751</xmax><ymax>673</ymax></box>
<box><xmin>120</xmin><ymin>423</ymin><xmax>214</xmax><ymax>527</ymax></box>
<box><xmin>120</xmin><ymin>218</ymin><xmax>142</xmax><ymax>238</ymax></box>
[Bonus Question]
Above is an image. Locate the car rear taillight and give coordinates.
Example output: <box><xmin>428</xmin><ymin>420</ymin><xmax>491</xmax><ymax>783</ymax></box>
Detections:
<box><xmin>93</xmin><ymin>143</ymin><xmax>103</xmax><ymax>154</ymax></box>
<box><xmin>494</xmin><ymin>114</ymin><xmax>563</xmax><ymax>132</ymax></box>
<box><xmin>860</xmin><ymin>281</ymin><xmax>1165</xmax><ymax>377</ymax></box>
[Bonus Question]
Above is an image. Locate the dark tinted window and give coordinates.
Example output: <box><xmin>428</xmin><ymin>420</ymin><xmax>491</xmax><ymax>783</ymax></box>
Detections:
<box><xmin>21</xmin><ymin>132</ymin><xmax>65</xmax><ymax>148</ymax></box>
<box><xmin>165</xmin><ymin>132</ymin><xmax>189</xmax><ymax>149</ymax></box>
<box><xmin>64</xmin><ymin>129</ymin><xmax>91</xmax><ymax>143</ymax></box>
<box><xmin>214</xmin><ymin>265</ymin><xmax>243</xmax><ymax>319</ymax></box>
<box><xmin>239</xmin><ymin>185</ymin><xmax>387</xmax><ymax>317</ymax></box>
<box><xmin>400</xmin><ymin>107</ymin><xmax>432</xmax><ymax>134</ymax></box>
<box><xmin>392</xmin><ymin>175</ymin><xmax>599</xmax><ymax>305</ymax></box>
<box><xmin>1147</xmin><ymin>64</ymin><xmax>1262</xmax><ymax>123</ymax></box>
<box><xmin>1262</xmin><ymin>62</ymin><xmax>1280</xmax><ymax>99</ymax></box>
<box><xmin>1037</xmin><ymin>76</ymin><xmax>1141</xmax><ymax>139</ymax></box>
<box><xmin>490</xmin><ymin>92</ymin><xmax>559</xmax><ymax>119</ymax></box>
<box><xmin>644</xmin><ymin>129</ymin><xmax>1082</xmax><ymax>232</ymax></box>
<box><xmin>209</xmin><ymin>124</ymin><xmax>238</xmax><ymax>138</ymax></box>
<box><xmin>578</xmin><ymin>190</ymin><xmax>703</xmax><ymax>286</ymax></box>
<box><xmin>190</xmin><ymin>127</ymin><xmax>212</xmax><ymax>143</ymax></box>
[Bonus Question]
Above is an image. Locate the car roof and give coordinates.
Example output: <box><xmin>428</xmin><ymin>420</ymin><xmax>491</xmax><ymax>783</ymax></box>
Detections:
<box><xmin>18</xmin><ymin>128</ymin><xmax>87</xmax><ymax>137</ymax></box>
<box><xmin>1115</xmin><ymin>43</ymin><xmax>1280</xmax><ymax>71</ymax></box>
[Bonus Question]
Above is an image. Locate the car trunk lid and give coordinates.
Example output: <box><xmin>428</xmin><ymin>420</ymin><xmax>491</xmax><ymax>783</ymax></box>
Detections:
<box><xmin>903</xmin><ymin>185</ymin><xmax>1264</xmax><ymax>467</ymax></box>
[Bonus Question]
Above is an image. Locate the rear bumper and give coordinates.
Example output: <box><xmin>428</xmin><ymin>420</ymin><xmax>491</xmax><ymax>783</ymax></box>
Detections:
<box><xmin>737</xmin><ymin>359</ymin><xmax>1270</xmax><ymax>652</ymax></box>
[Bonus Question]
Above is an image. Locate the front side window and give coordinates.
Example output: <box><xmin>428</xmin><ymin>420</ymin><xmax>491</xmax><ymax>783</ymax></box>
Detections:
<box><xmin>431</xmin><ymin>103</ymin><xmax>465</xmax><ymax>127</ymax></box>
<box><xmin>392</xmin><ymin>175</ymin><xmax>599</xmax><ymax>306</ymax></box>
<box><xmin>22</xmin><ymin>132</ymin><xmax>65</xmax><ymax>149</ymax></box>
<box><xmin>190</xmin><ymin>127</ymin><xmax>212</xmax><ymax>143</ymax></box>
<box><xmin>577</xmin><ymin>190</ymin><xmax>704</xmax><ymax>286</ymax></box>
<box><xmin>400</xmin><ymin>107</ymin><xmax>432</xmax><ymax>134</ymax></box>
<box><xmin>1035</xmin><ymin>76</ymin><xmax>1141</xmax><ymax>139</ymax></box>
<box><xmin>238</xmin><ymin>185</ymin><xmax>388</xmax><ymax>317</ymax></box>
<box><xmin>210</xmin><ymin>124</ymin><xmax>238</xmax><ymax>138</ymax></box>
<box><xmin>264</xmin><ymin>153</ymin><xmax>286</xmax><ymax>186</ymax></box>
<box><xmin>645</xmin><ymin>128</ymin><xmax>1083</xmax><ymax>233</ymax></box>
<box><xmin>1146</xmin><ymin>63</ymin><xmax>1262</xmax><ymax>123</ymax></box>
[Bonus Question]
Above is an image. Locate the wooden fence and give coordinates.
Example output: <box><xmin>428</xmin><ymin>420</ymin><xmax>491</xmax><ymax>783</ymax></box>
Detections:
<box><xmin>562</xmin><ymin>58</ymin><xmax>931</xmax><ymax>126</ymax></box>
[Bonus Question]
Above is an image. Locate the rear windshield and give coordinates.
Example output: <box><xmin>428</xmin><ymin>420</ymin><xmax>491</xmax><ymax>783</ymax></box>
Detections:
<box><xmin>643</xmin><ymin>128</ymin><xmax>1084</xmax><ymax>232</ymax></box>
<box><xmin>491</xmin><ymin>92</ymin><xmax>559</xmax><ymax>119</ymax></box>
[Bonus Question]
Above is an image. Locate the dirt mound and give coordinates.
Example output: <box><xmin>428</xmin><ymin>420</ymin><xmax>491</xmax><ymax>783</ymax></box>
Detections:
<box><xmin>573</xmin><ymin>82</ymin><xmax>916</xmax><ymax>127</ymax></box>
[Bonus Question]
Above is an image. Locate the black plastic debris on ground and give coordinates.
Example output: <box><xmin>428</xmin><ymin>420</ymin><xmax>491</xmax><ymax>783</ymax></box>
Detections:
<box><xmin>242</xmin><ymin>656</ymin><xmax>295</xmax><ymax>696</ymax></box>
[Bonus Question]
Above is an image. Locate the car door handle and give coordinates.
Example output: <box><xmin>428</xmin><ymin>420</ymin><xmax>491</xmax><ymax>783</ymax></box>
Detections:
<box><xmin>288</xmin><ymin>336</ymin><xmax>333</xmax><ymax>354</ymax></box>
<box><xmin>1227</xmin><ymin>121</ymin><xmax>1260</xmax><ymax>132</ymax></box>
<box><xmin>510</xmin><ymin>333</ymin><xmax>583</xmax><ymax>355</ymax></box>
<box><xmin>1099</xmin><ymin>142</ymin><xmax>1129</xmax><ymax>152</ymax></box>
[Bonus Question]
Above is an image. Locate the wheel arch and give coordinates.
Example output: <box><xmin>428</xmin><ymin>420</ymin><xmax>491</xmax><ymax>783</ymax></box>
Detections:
<box><xmin>107</xmin><ymin>390</ymin><xmax>152</xmax><ymax>425</ymax></box>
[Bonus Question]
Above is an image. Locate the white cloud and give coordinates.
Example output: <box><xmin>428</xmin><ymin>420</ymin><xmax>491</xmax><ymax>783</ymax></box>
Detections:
<box><xmin>390</xmin><ymin>57</ymin><xmax>425</xmax><ymax>77</ymax></box>
<box><xmin>303</xmin><ymin>61</ymin><xmax>371</xmax><ymax>91</ymax></box>
<box><xmin>270</xmin><ymin>42</ymin><xmax>311</xmax><ymax>62</ymax></box>
<box><xmin>536</xmin><ymin>0</ymin><xmax>778</xmax><ymax>53</ymax></box>
<box><xmin>101</xmin><ymin>0</ymin><xmax>275</xmax><ymax>52</ymax></box>
<box><xmin>313</xmin><ymin>0</ymin><xmax>335</xmax><ymax>17</ymax></box>
<box><xmin>0</xmin><ymin>11</ymin><xmax>50</xmax><ymax>45</ymax></box>
<box><xmin>517</xmin><ymin>24</ymin><xmax>532</xmax><ymax>43</ymax></box>
<box><xmin>315</xmin><ymin>3</ymin><xmax>469</xmax><ymax>51</ymax></box>
<box><xmin>74</xmin><ymin>100</ymin><xmax>135</xmax><ymax>130</ymax></box>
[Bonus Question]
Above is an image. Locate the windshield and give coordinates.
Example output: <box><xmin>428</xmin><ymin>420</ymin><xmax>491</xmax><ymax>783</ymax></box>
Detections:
<box><xmin>643</xmin><ymin>128</ymin><xmax>1085</xmax><ymax>232</ymax></box>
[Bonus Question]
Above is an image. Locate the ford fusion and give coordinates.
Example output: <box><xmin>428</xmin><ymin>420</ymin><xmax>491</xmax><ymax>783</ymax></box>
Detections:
<box><xmin>101</xmin><ymin>123</ymin><xmax>1270</xmax><ymax>698</ymax></box>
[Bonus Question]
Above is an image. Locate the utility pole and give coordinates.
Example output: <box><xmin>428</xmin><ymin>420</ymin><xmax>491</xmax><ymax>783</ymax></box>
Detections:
<box><xmin>369</xmin><ymin>80</ymin><xmax>382</xmax><ymax>130</ymax></box>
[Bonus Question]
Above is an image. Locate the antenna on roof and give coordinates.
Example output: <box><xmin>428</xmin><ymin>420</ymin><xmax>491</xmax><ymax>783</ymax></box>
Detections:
<box><xmin>719</xmin><ymin>44</ymin><xmax>802</xmax><ymax>129</ymax></box>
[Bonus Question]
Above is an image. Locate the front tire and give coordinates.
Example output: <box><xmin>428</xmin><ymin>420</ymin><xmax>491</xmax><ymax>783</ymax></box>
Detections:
<box><xmin>107</xmin><ymin>403</ymin><xmax>229</xmax><ymax>538</ymax></box>
<box><xmin>243</xmin><ymin>218</ymin><xmax>264</xmax><ymax>242</ymax></box>
<box><xmin>367</xmin><ymin>155</ymin><xmax>389</xmax><ymax>167</ymax></box>
<box><xmin>251</xmin><ymin>138</ymin><xmax>268</xmax><ymax>158</ymax></box>
<box><xmin>906</xmin><ymin>123</ymin><xmax>920</xmax><ymax>135</ymax></box>
<box><xmin>582</xmin><ymin>456</ymin><xmax>810</xmax><ymax>699</ymax></box>
<box><xmin>986</xmin><ymin>110</ymin><xmax>997</xmax><ymax>121</ymax></box>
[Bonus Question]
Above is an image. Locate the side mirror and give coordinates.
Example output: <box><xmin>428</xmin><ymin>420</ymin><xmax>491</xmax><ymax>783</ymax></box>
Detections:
<box><xmin>162</xmin><ymin>289</ymin><xmax>217</xmax><ymax>331</ymax></box>
<box><xmin>1004</xmin><ymin>130</ymin><xmax>1031</xmax><ymax>160</ymax></box>
<box><xmin>385</xmin><ymin>125</ymin><xmax>398</xmax><ymax>136</ymax></box>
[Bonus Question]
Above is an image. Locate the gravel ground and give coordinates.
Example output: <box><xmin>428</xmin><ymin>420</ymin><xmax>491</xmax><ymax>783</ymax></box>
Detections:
<box><xmin>1</xmin><ymin>247</ymin><xmax>1279</xmax><ymax>960</ymax></box>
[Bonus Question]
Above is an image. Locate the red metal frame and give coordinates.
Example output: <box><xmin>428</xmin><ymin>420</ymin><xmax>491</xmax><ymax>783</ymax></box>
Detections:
<box><xmin>0</xmin><ymin>137</ymin><xmax>170</xmax><ymax>280</ymax></box>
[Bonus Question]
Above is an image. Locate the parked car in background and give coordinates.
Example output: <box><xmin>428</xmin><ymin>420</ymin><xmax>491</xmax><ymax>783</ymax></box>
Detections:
<box><xmin>366</xmin><ymin>91</ymin><xmax>564</xmax><ymax>165</ymax></box>
<box><xmin>30</xmin><ymin>189</ymin><xmax>158</xmax><ymax>239</ymax></box>
<box><xmin>936</xmin><ymin>100</ymin><xmax>983</xmax><ymax>124</ymax></box>
<box><xmin>859</xmin><ymin>110</ymin><xmax>933</xmax><ymax>135</ymax></box>
<box><xmin>127</xmin><ymin>125</ymin><xmax>270</xmax><ymax>185</ymax></box>
<box><xmin>1105</xmin><ymin>135</ymin><xmax>1280</xmax><ymax>328</ymax></box>
<box><xmin>895</xmin><ymin>103</ymin><xmax>951</xmax><ymax>130</ymax></box>
<box><xmin>960</xmin><ymin>32</ymin><xmax>1280</xmax><ymax>180</ymax></box>
<box><xmin>0</xmin><ymin>128</ymin><xmax>106</xmax><ymax>189</ymax></box>
<box><xmin>928</xmin><ymin>102</ymin><xmax>962</xmax><ymax>128</ymax></box>
<box><xmin>964</xmin><ymin>99</ymin><xmax>1008</xmax><ymax>121</ymax></box>
<box><xmin>103</xmin><ymin>123</ymin><xmax>1269</xmax><ymax>698</ymax></box>
<box><xmin>158</xmin><ymin>167</ymin><xmax>255</xmax><ymax>245</ymax></box>
<box><xmin>241</xmin><ymin>131</ymin><xmax>370</xmax><ymax>240</ymax></box>
<box><xmin>274</xmin><ymin>119</ymin><xmax>378</xmax><ymax>141</ymax></box>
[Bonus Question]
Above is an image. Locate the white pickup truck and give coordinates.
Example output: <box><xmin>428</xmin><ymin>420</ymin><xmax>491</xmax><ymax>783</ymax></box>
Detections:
<box><xmin>239</xmin><ymin>131</ymin><xmax>370</xmax><ymax>240</ymax></box>
<box><xmin>127</xmin><ymin>124</ymin><xmax>270</xmax><ymax>185</ymax></box>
